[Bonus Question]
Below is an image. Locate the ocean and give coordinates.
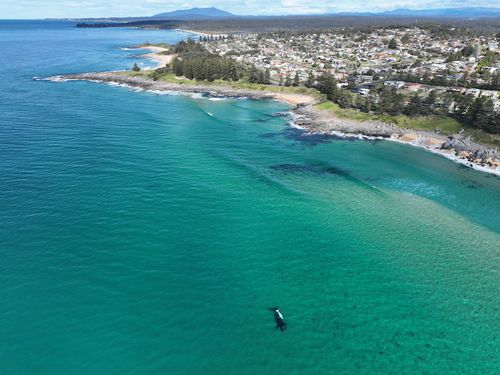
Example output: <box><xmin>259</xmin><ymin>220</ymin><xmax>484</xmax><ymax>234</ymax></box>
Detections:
<box><xmin>0</xmin><ymin>20</ymin><xmax>499</xmax><ymax>374</ymax></box>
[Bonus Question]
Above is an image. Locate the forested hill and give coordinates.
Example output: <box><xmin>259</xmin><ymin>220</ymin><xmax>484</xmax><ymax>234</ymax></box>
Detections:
<box><xmin>76</xmin><ymin>15</ymin><xmax>500</xmax><ymax>32</ymax></box>
<box><xmin>152</xmin><ymin>7</ymin><xmax>235</xmax><ymax>20</ymax></box>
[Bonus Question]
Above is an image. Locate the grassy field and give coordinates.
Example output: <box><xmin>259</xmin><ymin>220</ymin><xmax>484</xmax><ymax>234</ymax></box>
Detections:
<box><xmin>137</xmin><ymin>42</ymin><xmax>171</xmax><ymax>49</ymax></box>
<box><xmin>315</xmin><ymin>102</ymin><xmax>463</xmax><ymax>134</ymax></box>
<box><xmin>464</xmin><ymin>128</ymin><xmax>500</xmax><ymax>149</ymax></box>
<box><xmin>125</xmin><ymin>71</ymin><xmax>325</xmax><ymax>99</ymax></box>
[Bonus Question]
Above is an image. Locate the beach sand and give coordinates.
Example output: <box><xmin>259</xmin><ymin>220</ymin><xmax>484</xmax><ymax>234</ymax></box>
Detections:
<box><xmin>137</xmin><ymin>46</ymin><xmax>176</xmax><ymax>69</ymax></box>
<box><xmin>274</xmin><ymin>92</ymin><xmax>316</xmax><ymax>106</ymax></box>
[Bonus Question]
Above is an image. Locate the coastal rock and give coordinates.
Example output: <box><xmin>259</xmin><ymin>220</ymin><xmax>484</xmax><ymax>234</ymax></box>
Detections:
<box><xmin>442</xmin><ymin>135</ymin><xmax>499</xmax><ymax>162</ymax></box>
<box><xmin>292</xmin><ymin>104</ymin><xmax>402</xmax><ymax>138</ymax></box>
<box><xmin>59</xmin><ymin>72</ymin><xmax>279</xmax><ymax>101</ymax></box>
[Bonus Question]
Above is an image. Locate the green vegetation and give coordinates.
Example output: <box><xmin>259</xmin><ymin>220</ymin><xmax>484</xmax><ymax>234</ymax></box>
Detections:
<box><xmin>149</xmin><ymin>39</ymin><xmax>273</xmax><ymax>84</ymax></box>
<box><xmin>146</xmin><ymin>70</ymin><xmax>320</xmax><ymax>97</ymax></box>
<box><xmin>464</xmin><ymin>128</ymin><xmax>500</xmax><ymax>149</ymax></box>
<box><xmin>138</xmin><ymin>42</ymin><xmax>171</xmax><ymax>49</ymax></box>
<box><xmin>454</xmin><ymin>94</ymin><xmax>500</xmax><ymax>134</ymax></box>
<box><xmin>124</xmin><ymin>67</ymin><xmax>322</xmax><ymax>102</ymax></box>
<box><xmin>388</xmin><ymin>38</ymin><xmax>398</xmax><ymax>49</ymax></box>
<box><xmin>170</xmin><ymin>39</ymin><xmax>246</xmax><ymax>82</ymax></box>
<box><xmin>133</xmin><ymin>38</ymin><xmax>498</xmax><ymax>138</ymax></box>
<box><xmin>398</xmin><ymin>70</ymin><xmax>500</xmax><ymax>91</ymax></box>
<box><xmin>315</xmin><ymin>102</ymin><xmax>462</xmax><ymax>134</ymax></box>
<box><xmin>315</xmin><ymin>72</ymin><xmax>499</xmax><ymax>134</ymax></box>
<box><xmin>391</xmin><ymin>116</ymin><xmax>462</xmax><ymax>133</ymax></box>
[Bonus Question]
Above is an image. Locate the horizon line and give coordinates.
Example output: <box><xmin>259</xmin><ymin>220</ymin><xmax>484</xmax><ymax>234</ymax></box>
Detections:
<box><xmin>2</xmin><ymin>6</ymin><xmax>500</xmax><ymax>21</ymax></box>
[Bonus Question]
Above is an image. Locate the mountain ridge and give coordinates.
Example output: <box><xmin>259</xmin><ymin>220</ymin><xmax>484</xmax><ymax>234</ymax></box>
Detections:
<box><xmin>152</xmin><ymin>7</ymin><xmax>235</xmax><ymax>20</ymax></box>
<box><xmin>334</xmin><ymin>7</ymin><xmax>500</xmax><ymax>18</ymax></box>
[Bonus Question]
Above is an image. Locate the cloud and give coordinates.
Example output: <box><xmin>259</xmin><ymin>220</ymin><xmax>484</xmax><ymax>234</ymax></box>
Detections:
<box><xmin>0</xmin><ymin>0</ymin><xmax>497</xmax><ymax>18</ymax></box>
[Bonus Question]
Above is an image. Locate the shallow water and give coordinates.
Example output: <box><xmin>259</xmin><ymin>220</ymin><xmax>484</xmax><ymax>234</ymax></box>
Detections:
<box><xmin>0</xmin><ymin>21</ymin><xmax>499</xmax><ymax>374</ymax></box>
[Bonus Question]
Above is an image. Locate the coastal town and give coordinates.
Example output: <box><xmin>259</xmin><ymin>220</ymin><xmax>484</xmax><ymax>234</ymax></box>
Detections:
<box><xmin>4</xmin><ymin>3</ymin><xmax>500</xmax><ymax>374</ymax></box>
<box><xmin>200</xmin><ymin>26</ymin><xmax>500</xmax><ymax>112</ymax></box>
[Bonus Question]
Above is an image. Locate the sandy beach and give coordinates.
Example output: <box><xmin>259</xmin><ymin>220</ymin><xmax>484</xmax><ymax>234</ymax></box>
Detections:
<box><xmin>174</xmin><ymin>28</ymin><xmax>217</xmax><ymax>37</ymax></box>
<box><xmin>136</xmin><ymin>46</ymin><xmax>175</xmax><ymax>69</ymax></box>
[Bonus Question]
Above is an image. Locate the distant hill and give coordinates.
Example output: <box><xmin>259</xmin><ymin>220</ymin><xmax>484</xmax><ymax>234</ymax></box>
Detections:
<box><xmin>74</xmin><ymin>6</ymin><xmax>500</xmax><ymax>30</ymax></box>
<box><xmin>152</xmin><ymin>7</ymin><xmax>235</xmax><ymax>20</ymax></box>
<box><xmin>337</xmin><ymin>7</ymin><xmax>500</xmax><ymax>18</ymax></box>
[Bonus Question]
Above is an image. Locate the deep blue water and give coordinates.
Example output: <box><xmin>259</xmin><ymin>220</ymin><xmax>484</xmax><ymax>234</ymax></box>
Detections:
<box><xmin>0</xmin><ymin>20</ymin><xmax>499</xmax><ymax>374</ymax></box>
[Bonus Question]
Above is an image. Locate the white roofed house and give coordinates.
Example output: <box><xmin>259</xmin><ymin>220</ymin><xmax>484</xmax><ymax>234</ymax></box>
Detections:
<box><xmin>480</xmin><ymin>90</ymin><xmax>499</xmax><ymax>99</ymax></box>
<box><xmin>465</xmin><ymin>88</ymin><xmax>482</xmax><ymax>97</ymax></box>
<box><xmin>384</xmin><ymin>80</ymin><xmax>405</xmax><ymax>89</ymax></box>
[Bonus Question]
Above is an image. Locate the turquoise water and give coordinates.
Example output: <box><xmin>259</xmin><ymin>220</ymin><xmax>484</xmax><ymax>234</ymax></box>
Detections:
<box><xmin>0</xmin><ymin>21</ymin><xmax>499</xmax><ymax>374</ymax></box>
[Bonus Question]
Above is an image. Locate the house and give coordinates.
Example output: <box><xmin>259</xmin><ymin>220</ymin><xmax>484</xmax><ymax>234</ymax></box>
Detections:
<box><xmin>384</xmin><ymin>80</ymin><xmax>405</xmax><ymax>89</ymax></box>
<box><xmin>405</xmin><ymin>82</ymin><xmax>422</xmax><ymax>91</ymax></box>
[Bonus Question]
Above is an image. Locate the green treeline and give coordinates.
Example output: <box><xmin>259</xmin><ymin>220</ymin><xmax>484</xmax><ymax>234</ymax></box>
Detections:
<box><xmin>147</xmin><ymin>39</ymin><xmax>499</xmax><ymax>134</ymax></box>
<box><xmin>172</xmin><ymin>56</ymin><xmax>242</xmax><ymax>81</ymax></box>
<box><xmin>315</xmin><ymin>73</ymin><xmax>500</xmax><ymax>134</ymax></box>
<box><xmin>153</xmin><ymin>39</ymin><xmax>271</xmax><ymax>83</ymax></box>
<box><xmin>397</xmin><ymin>71</ymin><xmax>500</xmax><ymax>91</ymax></box>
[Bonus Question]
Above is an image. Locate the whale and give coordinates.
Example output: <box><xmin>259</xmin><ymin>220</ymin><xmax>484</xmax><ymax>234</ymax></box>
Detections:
<box><xmin>269</xmin><ymin>307</ymin><xmax>287</xmax><ymax>332</ymax></box>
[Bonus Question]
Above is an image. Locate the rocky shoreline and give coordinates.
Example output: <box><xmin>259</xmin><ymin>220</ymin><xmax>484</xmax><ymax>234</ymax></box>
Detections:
<box><xmin>56</xmin><ymin>71</ymin><xmax>281</xmax><ymax>100</ymax></box>
<box><xmin>46</xmin><ymin>71</ymin><xmax>500</xmax><ymax>175</ymax></box>
<box><xmin>292</xmin><ymin>104</ymin><xmax>500</xmax><ymax>174</ymax></box>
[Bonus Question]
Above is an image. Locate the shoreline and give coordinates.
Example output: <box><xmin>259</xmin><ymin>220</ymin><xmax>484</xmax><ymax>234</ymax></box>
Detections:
<box><xmin>291</xmin><ymin>104</ymin><xmax>500</xmax><ymax>176</ymax></box>
<box><xmin>45</xmin><ymin>70</ymin><xmax>500</xmax><ymax>176</ymax></box>
<box><xmin>133</xmin><ymin>46</ymin><xmax>174</xmax><ymax>69</ymax></box>
<box><xmin>173</xmin><ymin>28</ymin><xmax>213</xmax><ymax>37</ymax></box>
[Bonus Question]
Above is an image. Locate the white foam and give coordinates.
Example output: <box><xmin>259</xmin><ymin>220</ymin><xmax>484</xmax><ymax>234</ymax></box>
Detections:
<box><xmin>33</xmin><ymin>73</ymin><xmax>500</xmax><ymax>176</ymax></box>
<box><xmin>289</xmin><ymin>119</ymin><xmax>500</xmax><ymax>176</ymax></box>
<box><xmin>37</xmin><ymin>75</ymin><xmax>73</xmax><ymax>82</ymax></box>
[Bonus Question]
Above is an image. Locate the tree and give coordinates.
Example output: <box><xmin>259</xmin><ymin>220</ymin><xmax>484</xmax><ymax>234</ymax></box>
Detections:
<box><xmin>378</xmin><ymin>87</ymin><xmax>403</xmax><ymax>115</ymax></box>
<box><xmin>360</xmin><ymin>96</ymin><xmax>373</xmax><ymax>113</ymax></box>
<box><xmin>491</xmin><ymin>72</ymin><xmax>500</xmax><ymax>90</ymax></box>
<box><xmin>405</xmin><ymin>93</ymin><xmax>424</xmax><ymax>117</ymax></box>
<box><xmin>454</xmin><ymin>93</ymin><xmax>474</xmax><ymax>116</ymax></box>
<box><xmin>469</xmin><ymin>97</ymin><xmax>498</xmax><ymax>133</ymax></box>
<box><xmin>461</xmin><ymin>45</ymin><xmax>474</xmax><ymax>57</ymax></box>
<box><xmin>336</xmin><ymin>90</ymin><xmax>353</xmax><ymax>108</ymax></box>
<box><xmin>388</xmin><ymin>38</ymin><xmax>398</xmax><ymax>50</ymax></box>
<box><xmin>317</xmin><ymin>73</ymin><xmax>338</xmax><ymax>101</ymax></box>
<box><xmin>293</xmin><ymin>72</ymin><xmax>300</xmax><ymax>87</ymax></box>
<box><xmin>305</xmin><ymin>71</ymin><xmax>315</xmax><ymax>88</ymax></box>
<box><xmin>284</xmin><ymin>74</ymin><xmax>292</xmax><ymax>87</ymax></box>
<box><xmin>229</xmin><ymin>64</ymin><xmax>239</xmax><ymax>81</ymax></box>
<box><xmin>264</xmin><ymin>68</ymin><xmax>271</xmax><ymax>84</ymax></box>
<box><xmin>424</xmin><ymin>90</ymin><xmax>437</xmax><ymax>113</ymax></box>
<box><xmin>257</xmin><ymin>71</ymin><xmax>265</xmax><ymax>84</ymax></box>
<box><xmin>249</xmin><ymin>65</ymin><xmax>259</xmax><ymax>83</ymax></box>
<box><xmin>132</xmin><ymin>63</ymin><xmax>141</xmax><ymax>72</ymax></box>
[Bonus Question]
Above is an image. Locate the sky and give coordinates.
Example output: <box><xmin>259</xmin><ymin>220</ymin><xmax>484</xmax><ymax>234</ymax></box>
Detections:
<box><xmin>0</xmin><ymin>0</ymin><xmax>497</xmax><ymax>19</ymax></box>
